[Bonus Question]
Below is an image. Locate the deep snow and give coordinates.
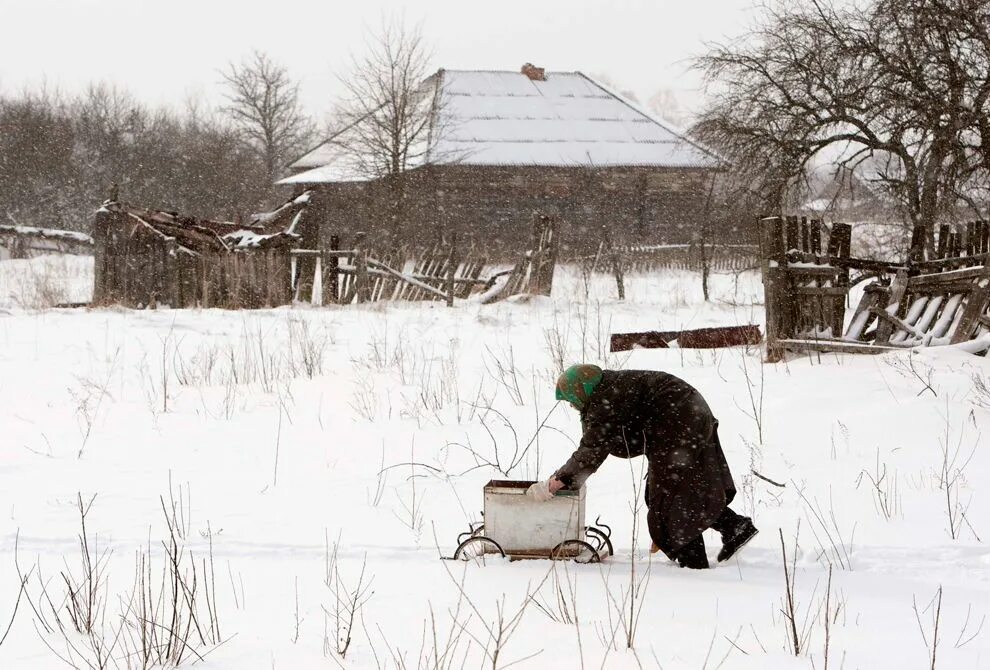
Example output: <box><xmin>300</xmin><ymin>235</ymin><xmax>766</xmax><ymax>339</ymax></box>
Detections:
<box><xmin>0</xmin><ymin>259</ymin><xmax>987</xmax><ymax>669</ymax></box>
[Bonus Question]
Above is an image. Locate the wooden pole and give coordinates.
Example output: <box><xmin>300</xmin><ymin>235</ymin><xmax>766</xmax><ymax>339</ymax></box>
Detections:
<box><xmin>829</xmin><ymin>223</ymin><xmax>852</xmax><ymax>336</ymax></box>
<box><xmin>91</xmin><ymin>206</ymin><xmax>114</xmax><ymax>305</ymax></box>
<box><xmin>445</xmin><ymin>232</ymin><xmax>457</xmax><ymax>307</ymax></box>
<box><xmin>759</xmin><ymin>216</ymin><xmax>787</xmax><ymax>361</ymax></box>
<box><xmin>322</xmin><ymin>234</ymin><xmax>340</xmax><ymax>305</ymax></box>
<box><xmin>354</xmin><ymin>232</ymin><xmax>369</xmax><ymax>303</ymax></box>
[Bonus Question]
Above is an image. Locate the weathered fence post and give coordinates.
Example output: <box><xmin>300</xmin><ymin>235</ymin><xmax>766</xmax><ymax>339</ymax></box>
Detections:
<box><xmin>445</xmin><ymin>232</ymin><xmax>457</xmax><ymax>307</ymax></box>
<box><xmin>825</xmin><ymin>223</ymin><xmax>852</xmax><ymax>336</ymax></box>
<box><xmin>92</xmin><ymin>204</ymin><xmax>114</xmax><ymax>305</ymax></box>
<box><xmin>322</xmin><ymin>234</ymin><xmax>340</xmax><ymax>306</ymax></box>
<box><xmin>354</xmin><ymin>232</ymin><xmax>370</xmax><ymax>303</ymax></box>
<box><xmin>759</xmin><ymin>216</ymin><xmax>788</xmax><ymax>361</ymax></box>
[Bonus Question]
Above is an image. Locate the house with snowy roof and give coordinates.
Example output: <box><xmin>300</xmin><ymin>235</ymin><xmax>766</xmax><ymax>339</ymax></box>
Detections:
<box><xmin>278</xmin><ymin>63</ymin><xmax>725</xmax><ymax>255</ymax></box>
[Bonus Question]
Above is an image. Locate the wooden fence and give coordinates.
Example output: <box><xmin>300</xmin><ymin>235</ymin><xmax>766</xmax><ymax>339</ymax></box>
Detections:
<box><xmin>93</xmin><ymin>200</ymin><xmax>563</xmax><ymax>309</ymax></box>
<box><xmin>761</xmin><ymin>216</ymin><xmax>990</xmax><ymax>358</ymax></box>
<box><xmin>291</xmin><ymin>239</ymin><xmax>492</xmax><ymax>306</ymax></box>
<box><xmin>570</xmin><ymin>242</ymin><xmax>758</xmax><ymax>274</ymax></box>
<box><xmin>292</xmin><ymin>212</ymin><xmax>560</xmax><ymax>306</ymax></box>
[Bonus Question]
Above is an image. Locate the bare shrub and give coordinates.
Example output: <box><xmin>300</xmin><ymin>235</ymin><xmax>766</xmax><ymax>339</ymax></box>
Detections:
<box><xmin>69</xmin><ymin>349</ymin><xmax>119</xmax><ymax>458</ymax></box>
<box><xmin>323</xmin><ymin>534</ymin><xmax>374</xmax><ymax>662</ymax></box>
<box><xmin>599</xmin><ymin>451</ymin><xmax>651</xmax><ymax>653</ymax></box>
<box><xmin>855</xmin><ymin>448</ymin><xmax>901</xmax><ymax>521</ymax></box>
<box><xmin>776</xmin><ymin>526</ymin><xmax>844</xmax><ymax>663</ymax></box>
<box><xmin>1</xmin><ymin>533</ymin><xmax>30</xmax><ymax>649</ymax></box>
<box><xmin>794</xmin><ymin>486</ymin><xmax>855</xmax><ymax>571</ymax></box>
<box><xmin>288</xmin><ymin>316</ymin><xmax>329</xmax><ymax>378</ymax></box>
<box><xmin>447</xmin><ymin>402</ymin><xmax>559</xmax><ymax>477</ymax></box>
<box><xmin>913</xmin><ymin>586</ymin><xmax>944</xmax><ymax>670</ymax></box>
<box><xmin>19</xmin><ymin>490</ymin><xmax>228</xmax><ymax>669</ymax></box>
<box><xmin>935</xmin><ymin>407</ymin><xmax>980</xmax><ymax>541</ymax></box>
<box><xmin>438</xmin><ymin>561</ymin><xmax>548</xmax><ymax>669</ymax></box>
<box><xmin>393</xmin><ymin>442</ymin><xmax>426</xmax><ymax>540</ymax></box>
<box><xmin>119</xmin><ymin>499</ymin><xmax>225</xmax><ymax>667</ymax></box>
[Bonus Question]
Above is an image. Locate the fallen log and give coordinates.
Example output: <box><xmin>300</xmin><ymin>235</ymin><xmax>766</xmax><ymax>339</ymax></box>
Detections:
<box><xmin>610</xmin><ymin>325</ymin><xmax>762</xmax><ymax>351</ymax></box>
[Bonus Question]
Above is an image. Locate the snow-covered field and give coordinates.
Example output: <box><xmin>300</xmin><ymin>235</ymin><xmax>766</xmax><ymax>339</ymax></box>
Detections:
<box><xmin>1</xmin><ymin>257</ymin><xmax>987</xmax><ymax>669</ymax></box>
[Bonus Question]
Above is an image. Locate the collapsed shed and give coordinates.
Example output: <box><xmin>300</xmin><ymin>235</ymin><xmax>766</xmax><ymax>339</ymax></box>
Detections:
<box><xmin>92</xmin><ymin>192</ymin><xmax>312</xmax><ymax>309</ymax></box>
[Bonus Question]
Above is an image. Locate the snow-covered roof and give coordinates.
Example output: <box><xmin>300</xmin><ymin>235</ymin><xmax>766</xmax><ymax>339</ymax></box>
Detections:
<box><xmin>279</xmin><ymin>69</ymin><xmax>722</xmax><ymax>185</ymax></box>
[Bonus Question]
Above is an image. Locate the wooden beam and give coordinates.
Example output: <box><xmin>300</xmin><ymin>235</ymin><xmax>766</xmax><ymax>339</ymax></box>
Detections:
<box><xmin>869</xmin><ymin>306</ymin><xmax>924</xmax><ymax>339</ymax></box>
<box><xmin>908</xmin><ymin>265</ymin><xmax>988</xmax><ymax>287</ymax></box>
<box><xmin>875</xmin><ymin>270</ymin><xmax>909</xmax><ymax>344</ymax></box>
<box><xmin>610</xmin><ymin>325</ymin><xmax>762</xmax><ymax>352</ymax></box>
<box><xmin>778</xmin><ymin>338</ymin><xmax>900</xmax><ymax>355</ymax></box>
<box><xmin>791</xmin><ymin>286</ymin><xmax>849</xmax><ymax>296</ymax></box>
<box><xmin>949</xmin><ymin>268</ymin><xmax>990</xmax><ymax>344</ymax></box>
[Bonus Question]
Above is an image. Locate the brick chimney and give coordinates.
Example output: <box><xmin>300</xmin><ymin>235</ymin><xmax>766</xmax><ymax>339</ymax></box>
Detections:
<box><xmin>521</xmin><ymin>62</ymin><xmax>545</xmax><ymax>81</ymax></box>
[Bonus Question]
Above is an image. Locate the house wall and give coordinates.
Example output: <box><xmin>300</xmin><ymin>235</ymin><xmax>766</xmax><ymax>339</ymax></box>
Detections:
<box><xmin>301</xmin><ymin>165</ymin><xmax>732</xmax><ymax>257</ymax></box>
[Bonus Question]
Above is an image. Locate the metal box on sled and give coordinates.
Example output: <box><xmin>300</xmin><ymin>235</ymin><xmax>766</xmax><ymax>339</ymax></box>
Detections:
<box><xmin>447</xmin><ymin>480</ymin><xmax>612</xmax><ymax>562</ymax></box>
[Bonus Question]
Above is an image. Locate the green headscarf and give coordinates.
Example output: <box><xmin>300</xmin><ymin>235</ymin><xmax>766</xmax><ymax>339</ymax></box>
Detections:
<box><xmin>555</xmin><ymin>364</ymin><xmax>603</xmax><ymax>409</ymax></box>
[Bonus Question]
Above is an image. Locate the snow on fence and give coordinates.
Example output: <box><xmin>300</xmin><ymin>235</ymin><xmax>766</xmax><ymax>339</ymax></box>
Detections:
<box><xmin>0</xmin><ymin>223</ymin><xmax>93</xmax><ymax>260</ymax></box>
<box><xmin>761</xmin><ymin>215</ymin><xmax>990</xmax><ymax>359</ymax></box>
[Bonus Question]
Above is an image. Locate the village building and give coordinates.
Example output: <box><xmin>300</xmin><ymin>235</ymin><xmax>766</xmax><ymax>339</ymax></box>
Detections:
<box><xmin>279</xmin><ymin>64</ymin><xmax>725</xmax><ymax>257</ymax></box>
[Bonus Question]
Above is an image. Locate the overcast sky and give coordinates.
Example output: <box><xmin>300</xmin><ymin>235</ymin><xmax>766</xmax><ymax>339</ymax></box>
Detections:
<box><xmin>0</xmin><ymin>0</ymin><xmax>760</xmax><ymax>122</ymax></box>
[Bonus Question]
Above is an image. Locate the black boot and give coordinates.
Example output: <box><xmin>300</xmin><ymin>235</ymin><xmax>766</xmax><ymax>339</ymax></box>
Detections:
<box><xmin>675</xmin><ymin>535</ymin><xmax>709</xmax><ymax>569</ymax></box>
<box><xmin>713</xmin><ymin>509</ymin><xmax>758</xmax><ymax>562</ymax></box>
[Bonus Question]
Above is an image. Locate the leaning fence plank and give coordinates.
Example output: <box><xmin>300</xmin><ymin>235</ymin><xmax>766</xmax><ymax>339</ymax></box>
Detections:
<box><xmin>950</xmin><ymin>268</ymin><xmax>990</xmax><ymax>343</ymax></box>
<box><xmin>366</xmin><ymin>258</ymin><xmax>450</xmax><ymax>301</ymax></box>
<box><xmin>445</xmin><ymin>234</ymin><xmax>457</xmax><ymax>307</ymax></box>
<box><xmin>874</xmin><ymin>270</ymin><xmax>908</xmax><ymax>344</ymax></box>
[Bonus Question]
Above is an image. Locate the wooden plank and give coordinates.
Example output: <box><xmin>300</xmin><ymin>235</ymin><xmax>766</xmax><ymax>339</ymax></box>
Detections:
<box><xmin>445</xmin><ymin>233</ymin><xmax>457</xmax><ymax>307</ymax></box>
<box><xmin>785</xmin><ymin>265</ymin><xmax>843</xmax><ymax>277</ymax></box>
<box><xmin>800</xmin><ymin>217</ymin><xmax>810</xmax><ymax>253</ymax></box>
<box><xmin>831</xmin><ymin>223</ymin><xmax>852</xmax><ymax>262</ymax></box>
<box><xmin>908</xmin><ymin>265</ymin><xmax>988</xmax><ymax>287</ymax></box>
<box><xmin>792</xmin><ymin>286</ymin><xmax>849</xmax><ymax>296</ymax></box>
<box><xmin>610</xmin><ymin>325</ymin><xmax>762</xmax><ymax>352</ymax></box>
<box><xmin>784</xmin><ymin>251</ymin><xmax>907</xmax><ymax>273</ymax></box>
<box><xmin>785</xmin><ymin>216</ymin><xmax>799</xmax><ymax>251</ymax></box>
<box><xmin>950</xmin><ymin>269</ymin><xmax>990</xmax><ymax>344</ymax></box>
<box><xmin>778</xmin><ymin>338</ymin><xmax>900</xmax><ymax>355</ymax></box>
<box><xmin>810</xmin><ymin>219</ymin><xmax>822</xmax><ymax>254</ymax></box>
<box><xmin>844</xmin><ymin>286</ymin><xmax>884</xmax><ymax>341</ymax></box>
<box><xmin>759</xmin><ymin>216</ymin><xmax>789</xmax><ymax>359</ymax></box>
<box><xmin>365</xmin><ymin>258</ymin><xmax>451</xmax><ymax>301</ymax></box>
<box><xmin>869</xmin><ymin>306</ymin><xmax>924</xmax><ymax>339</ymax></box>
<box><xmin>936</xmin><ymin>224</ymin><xmax>950</xmax><ymax>259</ymax></box>
<box><xmin>875</xmin><ymin>270</ymin><xmax>909</xmax><ymax>344</ymax></box>
<box><xmin>353</xmin><ymin>234</ymin><xmax>369</xmax><ymax>303</ymax></box>
<box><xmin>323</xmin><ymin>235</ymin><xmax>340</xmax><ymax>305</ymax></box>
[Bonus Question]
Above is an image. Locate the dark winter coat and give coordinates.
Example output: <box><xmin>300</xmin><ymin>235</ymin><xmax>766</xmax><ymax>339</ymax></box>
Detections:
<box><xmin>552</xmin><ymin>369</ymin><xmax>736</xmax><ymax>558</ymax></box>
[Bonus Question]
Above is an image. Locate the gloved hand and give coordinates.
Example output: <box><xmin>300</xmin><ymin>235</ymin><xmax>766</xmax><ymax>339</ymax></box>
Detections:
<box><xmin>526</xmin><ymin>480</ymin><xmax>555</xmax><ymax>502</ymax></box>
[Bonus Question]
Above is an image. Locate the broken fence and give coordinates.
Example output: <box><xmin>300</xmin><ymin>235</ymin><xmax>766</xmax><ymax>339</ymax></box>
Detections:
<box><xmin>761</xmin><ymin>216</ymin><xmax>990</xmax><ymax>358</ymax></box>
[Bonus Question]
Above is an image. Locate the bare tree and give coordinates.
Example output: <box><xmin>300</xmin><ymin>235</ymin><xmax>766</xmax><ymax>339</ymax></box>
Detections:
<box><xmin>335</xmin><ymin>18</ymin><xmax>441</xmax><ymax>240</ymax></box>
<box><xmin>221</xmin><ymin>50</ymin><xmax>313</xmax><ymax>186</ymax></box>
<box><xmin>693</xmin><ymin>0</ymin><xmax>990</xmax><ymax>261</ymax></box>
